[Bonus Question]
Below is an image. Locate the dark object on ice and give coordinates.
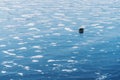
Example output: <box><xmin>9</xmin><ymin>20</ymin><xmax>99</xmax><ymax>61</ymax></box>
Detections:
<box><xmin>79</xmin><ymin>28</ymin><xmax>84</xmax><ymax>34</ymax></box>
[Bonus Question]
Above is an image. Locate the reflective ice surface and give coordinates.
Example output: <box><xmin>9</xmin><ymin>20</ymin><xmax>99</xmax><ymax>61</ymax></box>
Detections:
<box><xmin>0</xmin><ymin>0</ymin><xmax>120</xmax><ymax>80</ymax></box>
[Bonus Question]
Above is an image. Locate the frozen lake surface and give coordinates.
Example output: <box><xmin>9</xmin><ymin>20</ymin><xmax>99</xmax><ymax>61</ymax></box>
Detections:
<box><xmin>0</xmin><ymin>0</ymin><xmax>120</xmax><ymax>80</ymax></box>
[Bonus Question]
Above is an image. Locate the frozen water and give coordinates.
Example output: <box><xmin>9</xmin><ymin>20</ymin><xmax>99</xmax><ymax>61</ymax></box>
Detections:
<box><xmin>0</xmin><ymin>0</ymin><xmax>120</xmax><ymax>80</ymax></box>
